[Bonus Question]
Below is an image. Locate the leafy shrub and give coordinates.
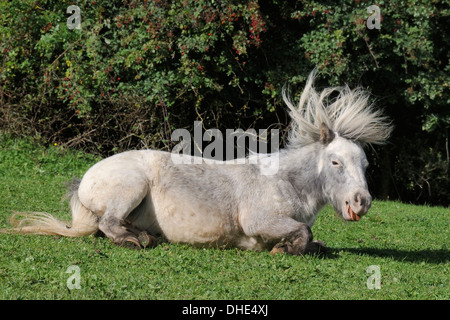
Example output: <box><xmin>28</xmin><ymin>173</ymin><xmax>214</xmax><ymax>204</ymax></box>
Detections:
<box><xmin>1</xmin><ymin>0</ymin><xmax>273</xmax><ymax>152</ymax></box>
<box><xmin>0</xmin><ymin>0</ymin><xmax>448</xmax><ymax>205</ymax></box>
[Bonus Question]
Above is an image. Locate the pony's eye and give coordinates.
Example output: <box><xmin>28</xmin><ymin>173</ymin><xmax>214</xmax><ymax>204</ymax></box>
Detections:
<box><xmin>331</xmin><ymin>160</ymin><xmax>340</xmax><ymax>166</ymax></box>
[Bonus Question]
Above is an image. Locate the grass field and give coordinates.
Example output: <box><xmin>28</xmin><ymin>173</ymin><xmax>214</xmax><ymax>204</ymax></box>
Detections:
<box><xmin>0</xmin><ymin>136</ymin><xmax>448</xmax><ymax>300</ymax></box>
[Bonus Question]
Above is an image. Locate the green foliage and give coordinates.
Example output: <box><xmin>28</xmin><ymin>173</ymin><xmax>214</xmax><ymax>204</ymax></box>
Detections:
<box><xmin>0</xmin><ymin>0</ymin><xmax>448</xmax><ymax>205</ymax></box>
<box><xmin>0</xmin><ymin>0</ymin><xmax>272</xmax><ymax>152</ymax></box>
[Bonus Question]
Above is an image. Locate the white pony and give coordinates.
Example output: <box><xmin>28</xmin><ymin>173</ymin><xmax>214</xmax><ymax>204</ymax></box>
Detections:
<box><xmin>6</xmin><ymin>71</ymin><xmax>392</xmax><ymax>255</ymax></box>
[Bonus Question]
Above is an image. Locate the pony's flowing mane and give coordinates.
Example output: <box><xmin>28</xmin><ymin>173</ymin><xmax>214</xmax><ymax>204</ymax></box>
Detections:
<box><xmin>283</xmin><ymin>70</ymin><xmax>392</xmax><ymax>148</ymax></box>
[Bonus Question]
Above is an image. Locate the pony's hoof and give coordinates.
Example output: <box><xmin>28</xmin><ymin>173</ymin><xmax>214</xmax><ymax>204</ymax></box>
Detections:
<box><xmin>304</xmin><ymin>240</ymin><xmax>327</xmax><ymax>255</ymax></box>
<box><xmin>118</xmin><ymin>236</ymin><xmax>142</xmax><ymax>249</ymax></box>
<box><xmin>138</xmin><ymin>231</ymin><xmax>158</xmax><ymax>248</ymax></box>
<box><xmin>270</xmin><ymin>245</ymin><xmax>286</xmax><ymax>256</ymax></box>
<box><xmin>271</xmin><ymin>240</ymin><xmax>327</xmax><ymax>256</ymax></box>
<box><xmin>270</xmin><ymin>242</ymin><xmax>294</xmax><ymax>255</ymax></box>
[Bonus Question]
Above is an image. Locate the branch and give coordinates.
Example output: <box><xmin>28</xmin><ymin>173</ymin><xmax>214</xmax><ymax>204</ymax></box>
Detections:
<box><xmin>356</xmin><ymin>29</ymin><xmax>379</xmax><ymax>69</ymax></box>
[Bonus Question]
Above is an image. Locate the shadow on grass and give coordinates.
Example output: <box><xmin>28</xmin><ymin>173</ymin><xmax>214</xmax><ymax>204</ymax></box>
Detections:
<box><xmin>327</xmin><ymin>247</ymin><xmax>449</xmax><ymax>264</ymax></box>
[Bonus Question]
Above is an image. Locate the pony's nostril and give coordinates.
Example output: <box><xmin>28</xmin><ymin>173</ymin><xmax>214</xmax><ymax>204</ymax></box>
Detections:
<box><xmin>353</xmin><ymin>192</ymin><xmax>370</xmax><ymax>208</ymax></box>
<box><xmin>350</xmin><ymin>192</ymin><xmax>371</xmax><ymax>215</ymax></box>
<box><xmin>359</xmin><ymin>196</ymin><xmax>366</xmax><ymax>207</ymax></box>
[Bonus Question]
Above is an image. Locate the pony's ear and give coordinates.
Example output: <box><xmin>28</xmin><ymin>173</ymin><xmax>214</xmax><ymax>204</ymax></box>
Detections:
<box><xmin>320</xmin><ymin>123</ymin><xmax>335</xmax><ymax>145</ymax></box>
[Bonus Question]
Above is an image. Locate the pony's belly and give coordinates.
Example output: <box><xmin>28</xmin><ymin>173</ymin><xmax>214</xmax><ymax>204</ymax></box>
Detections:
<box><xmin>153</xmin><ymin>209</ymin><xmax>270</xmax><ymax>251</ymax></box>
<box><xmin>155</xmin><ymin>207</ymin><xmax>232</xmax><ymax>246</ymax></box>
<box><xmin>150</xmin><ymin>194</ymin><xmax>237</xmax><ymax>246</ymax></box>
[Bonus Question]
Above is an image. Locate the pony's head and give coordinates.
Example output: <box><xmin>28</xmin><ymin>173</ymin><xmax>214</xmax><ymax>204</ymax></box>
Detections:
<box><xmin>318</xmin><ymin>126</ymin><xmax>372</xmax><ymax>220</ymax></box>
<box><xmin>283</xmin><ymin>70</ymin><xmax>392</xmax><ymax>221</ymax></box>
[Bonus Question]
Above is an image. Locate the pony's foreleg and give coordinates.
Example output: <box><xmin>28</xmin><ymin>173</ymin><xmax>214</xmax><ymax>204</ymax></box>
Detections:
<box><xmin>270</xmin><ymin>234</ymin><xmax>327</xmax><ymax>255</ymax></box>
<box><xmin>242</xmin><ymin>215</ymin><xmax>326</xmax><ymax>255</ymax></box>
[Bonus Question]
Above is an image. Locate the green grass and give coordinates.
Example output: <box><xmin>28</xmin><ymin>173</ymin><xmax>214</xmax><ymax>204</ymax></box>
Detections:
<box><xmin>0</xmin><ymin>135</ymin><xmax>449</xmax><ymax>300</ymax></box>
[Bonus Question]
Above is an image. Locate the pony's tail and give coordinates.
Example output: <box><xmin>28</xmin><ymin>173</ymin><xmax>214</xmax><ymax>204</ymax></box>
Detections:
<box><xmin>3</xmin><ymin>180</ymin><xmax>99</xmax><ymax>237</ymax></box>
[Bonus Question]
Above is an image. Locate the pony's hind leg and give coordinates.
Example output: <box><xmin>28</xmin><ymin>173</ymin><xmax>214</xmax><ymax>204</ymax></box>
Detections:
<box><xmin>99</xmin><ymin>216</ymin><xmax>141</xmax><ymax>248</ymax></box>
<box><xmin>99</xmin><ymin>216</ymin><xmax>156</xmax><ymax>249</ymax></box>
<box><xmin>79</xmin><ymin>169</ymin><xmax>155</xmax><ymax>249</ymax></box>
<box><xmin>121</xmin><ymin>220</ymin><xmax>158</xmax><ymax>248</ymax></box>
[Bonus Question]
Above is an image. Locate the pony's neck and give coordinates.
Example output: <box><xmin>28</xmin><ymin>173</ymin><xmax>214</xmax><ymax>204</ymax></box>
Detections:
<box><xmin>277</xmin><ymin>144</ymin><xmax>327</xmax><ymax>215</ymax></box>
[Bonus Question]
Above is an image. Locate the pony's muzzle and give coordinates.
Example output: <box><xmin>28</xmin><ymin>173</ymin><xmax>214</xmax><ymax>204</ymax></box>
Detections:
<box><xmin>345</xmin><ymin>191</ymin><xmax>372</xmax><ymax>221</ymax></box>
